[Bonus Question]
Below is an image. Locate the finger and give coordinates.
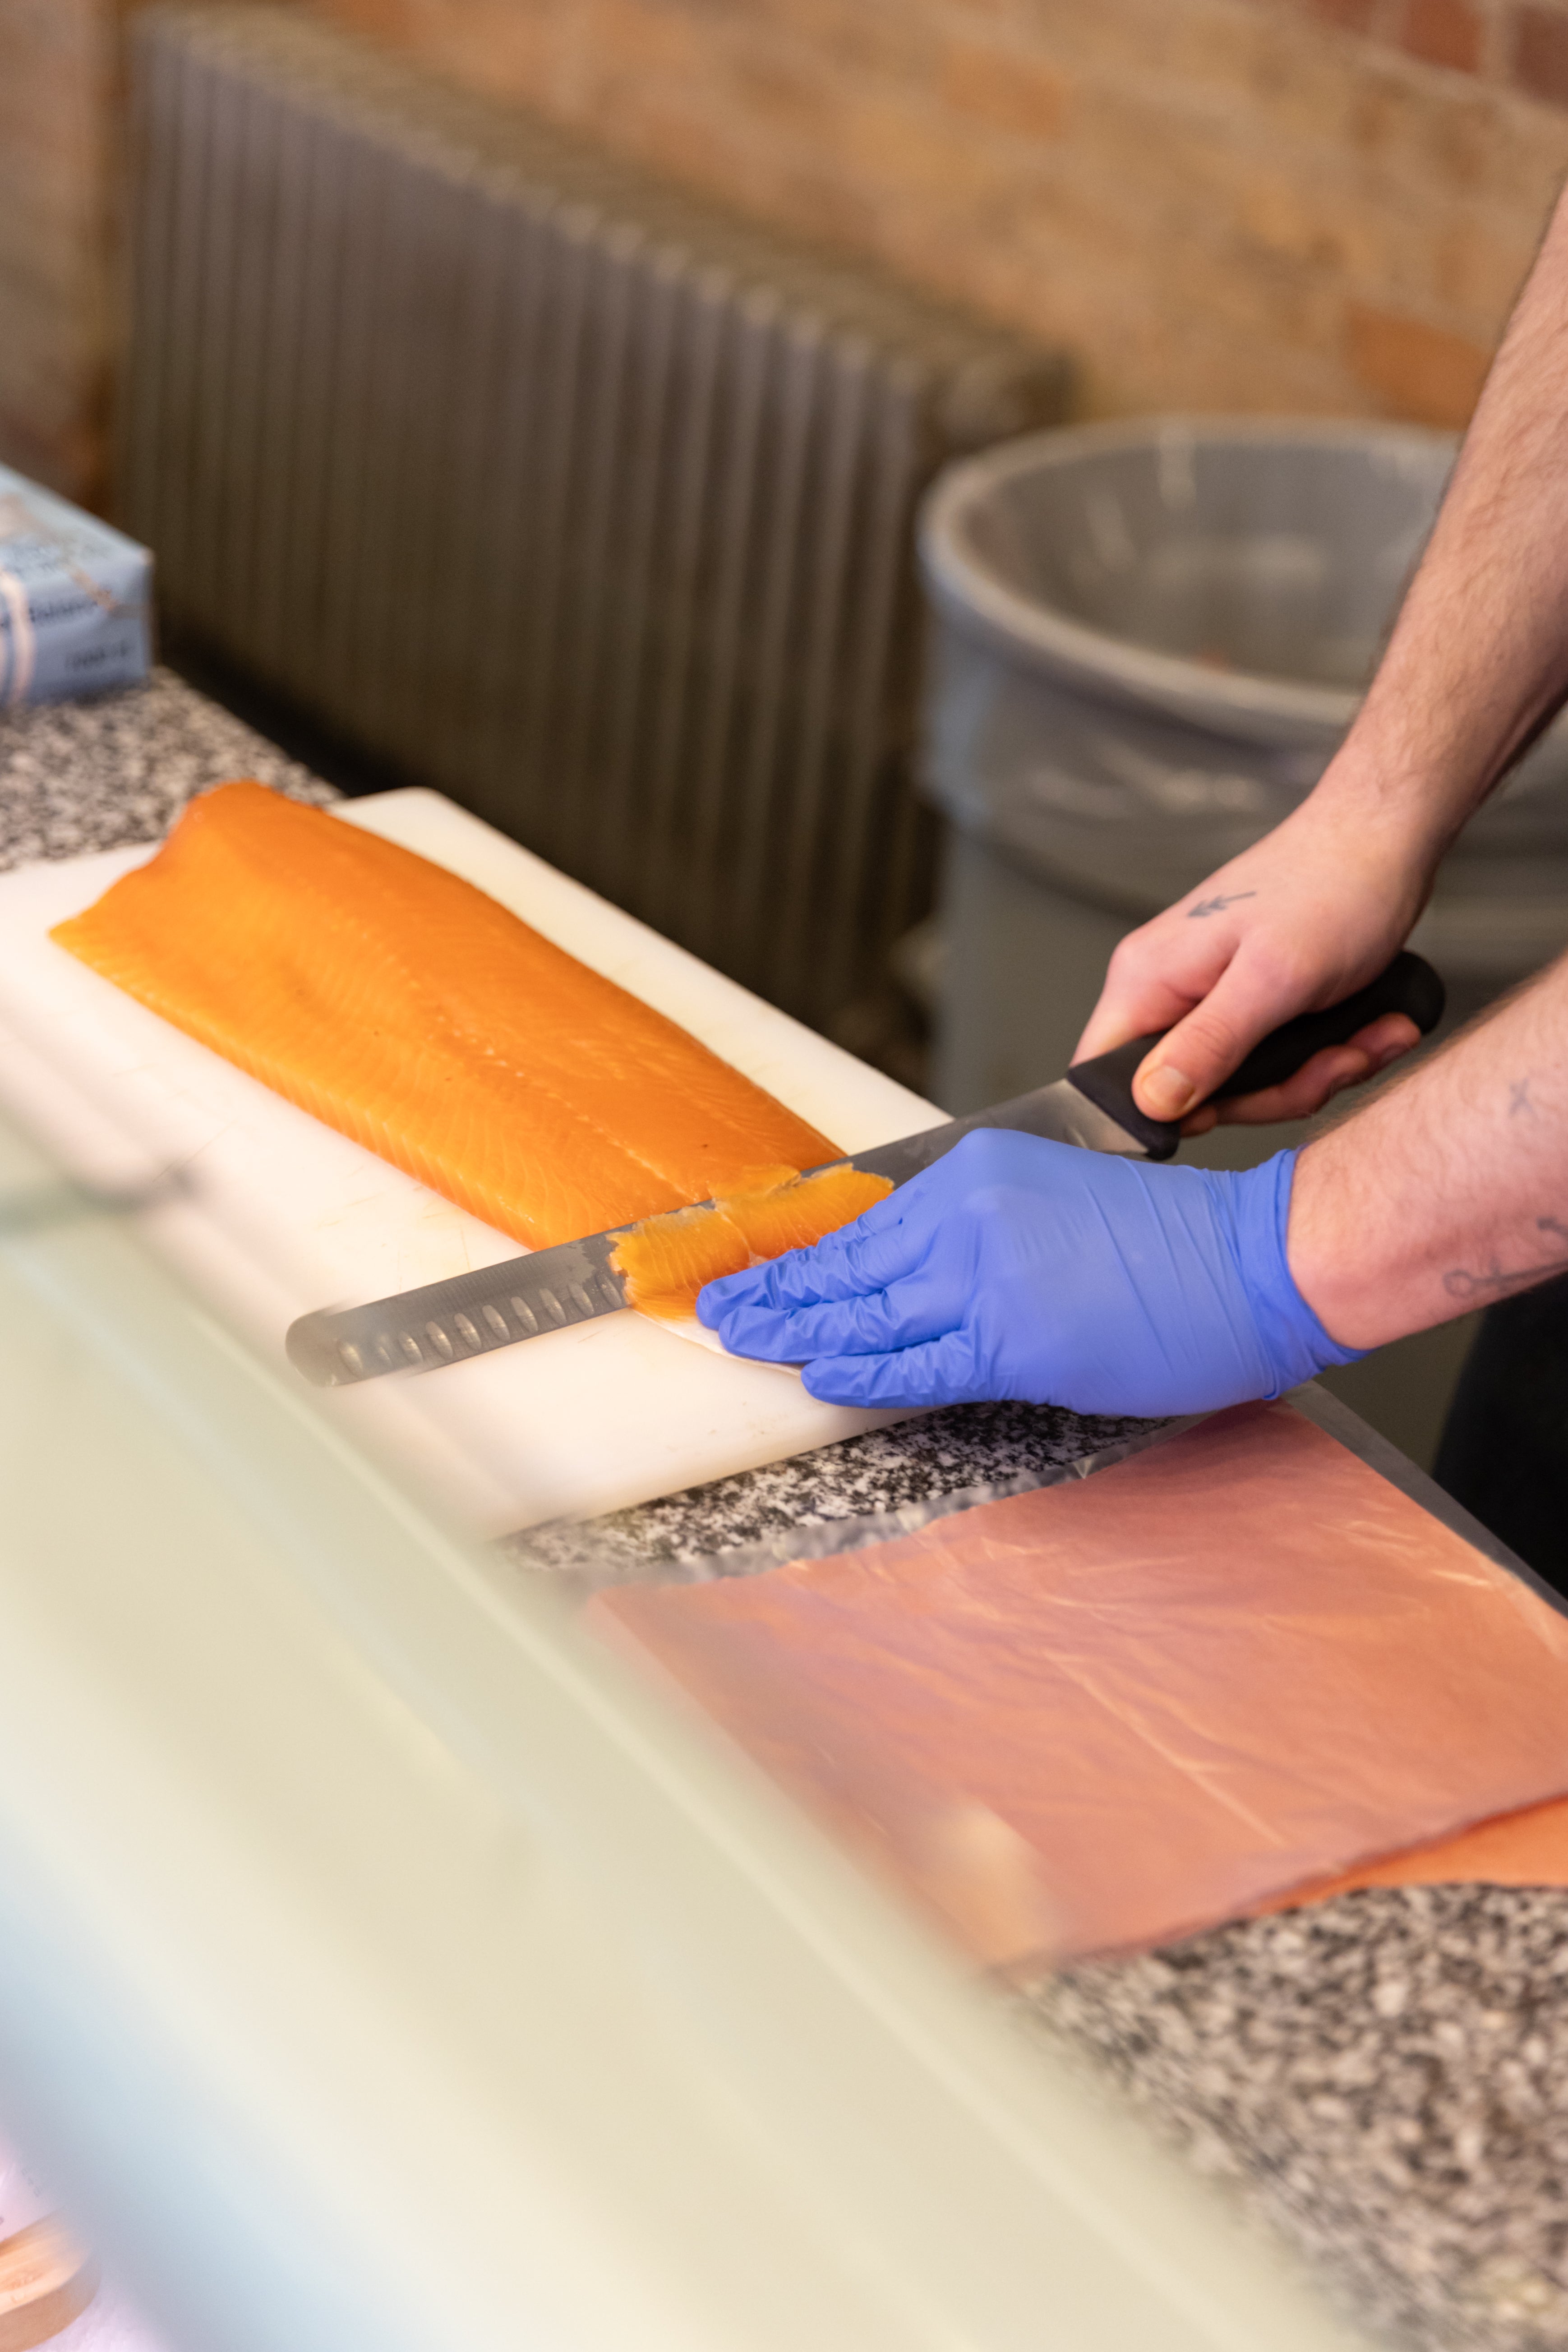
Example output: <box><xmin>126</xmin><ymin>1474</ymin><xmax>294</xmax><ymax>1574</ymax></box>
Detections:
<box><xmin>1205</xmin><ymin>1046</ymin><xmax>1371</xmax><ymax>1126</ymax></box>
<box><xmin>1355</xmin><ymin>1009</ymin><xmax>1423</xmax><ymax>1066</ymax></box>
<box><xmin>696</xmin><ymin>1268</ymin><xmax>756</xmax><ymax>1327</ymax></box>
<box><xmin>696</xmin><ymin>1213</ymin><xmax>919</xmax><ymax>1328</ymax></box>
<box><xmin>1207</xmin><ymin>1014</ymin><xmax>1420</xmax><ymax>1128</ymax></box>
<box><xmin>706</xmin><ymin>1208</ymin><xmax>928</xmax><ymax>1329</ymax></box>
<box><xmin>1131</xmin><ymin>948</ymin><xmax>1324</xmax><ymax>1123</ymax></box>
<box><xmin>1073</xmin><ymin>916</ymin><xmax>1242</xmax><ymax>1062</ymax></box>
<box><xmin>801</xmin><ymin>1328</ymin><xmax>988</xmax><ymax>1410</ymax></box>
<box><xmin>717</xmin><ymin>1271</ymin><xmax>953</xmax><ymax>1365</ymax></box>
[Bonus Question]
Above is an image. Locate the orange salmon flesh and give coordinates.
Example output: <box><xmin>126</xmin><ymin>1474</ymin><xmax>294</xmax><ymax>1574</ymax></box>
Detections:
<box><xmin>50</xmin><ymin>783</ymin><xmax>845</xmax><ymax>1252</ymax></box>
<box><xmin>612</xmin><ymin>1164</ymin><xmax>895</xmax><ymax>1319</ymax></box>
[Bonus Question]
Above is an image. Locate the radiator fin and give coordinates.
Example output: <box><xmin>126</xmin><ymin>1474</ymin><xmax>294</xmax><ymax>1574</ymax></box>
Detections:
<box><xmin>119</xmin><ymin>5</ymin><xmax>1070</xmax><ymax>1032</ymax></box>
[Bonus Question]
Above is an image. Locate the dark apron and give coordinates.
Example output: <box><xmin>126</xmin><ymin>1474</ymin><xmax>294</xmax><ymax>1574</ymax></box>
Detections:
<box><xmin>1436</xmin><ymin>1271</ymin><xmax>1568</xmax><ymax>1595</ymax></box>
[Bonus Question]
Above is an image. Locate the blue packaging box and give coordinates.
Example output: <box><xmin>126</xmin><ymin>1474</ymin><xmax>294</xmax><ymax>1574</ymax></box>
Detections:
<box><xmin>0</xmin><ymin>466</ymin><xmax>152</xmax><ymax>706</ymax></box>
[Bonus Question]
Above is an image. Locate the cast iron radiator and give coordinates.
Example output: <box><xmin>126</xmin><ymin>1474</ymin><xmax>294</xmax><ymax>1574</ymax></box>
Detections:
<box><xmin>119</xmin><ymin>6</ymin><xmax>1070</xmax><ymax>1033</ymax></box>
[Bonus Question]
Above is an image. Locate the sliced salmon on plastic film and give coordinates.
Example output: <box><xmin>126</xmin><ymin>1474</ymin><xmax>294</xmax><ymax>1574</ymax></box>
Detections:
<box><xmin>590</xmin><ymin>1402</ymin><xmax>1568</xmax><ymax>1968</ymax></box>
<box><xmin>1258</xmin><ymin>1793</ymin><xmax>1568</xmax><ymax>1914</ymax></box>
<box><xmin>50</xmin><ymin>783</ymin><xmax>841</xmax><ymax>1250</ymax></box>
<box><xmin>613</xmin><ymin>1164</ymin><xmax>895</xmax><ymax>1320</ymax></box>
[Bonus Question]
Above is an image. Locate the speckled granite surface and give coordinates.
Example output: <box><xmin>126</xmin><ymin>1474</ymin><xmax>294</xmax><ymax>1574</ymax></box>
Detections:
<box><xmin>1017</xmin><ymin>1889</ymin><xmax>1568</xmax><ymax>2352</ymax></box>
<box><xmin>0</xmin><ymin>667</ymin><xmax>336</xmax><ymax>871</ymax></box>
<box><xmin>507</xmin><ymin>1399</ymin><xmax>1157</xmax><ymax>1582</ymax></box>
<box><xmin>10</xmin><ymin>671</ymin><xmax>1568</xmax><ymax>2352</ymax></box>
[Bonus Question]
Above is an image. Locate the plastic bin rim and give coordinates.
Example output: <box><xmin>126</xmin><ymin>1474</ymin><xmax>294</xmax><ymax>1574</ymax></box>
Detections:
<box><xmin>929</xmin><ymin>782</ymin><xmax>1568</xmax><ymax>971</ymax></box>
<box><xmin>918</xmin><ymin>415</ymin><xmax>1457</xmax><ymax>749</ymax></box>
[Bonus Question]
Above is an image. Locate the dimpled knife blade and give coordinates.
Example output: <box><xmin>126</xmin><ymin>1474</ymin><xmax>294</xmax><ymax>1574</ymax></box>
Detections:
<box><xmin>283</xmin><ymin>1078</ymin><xmax>1145</xmax><ymax>1388</ymax></box>
<box><xmin>285</xmin><ymin>1227</ymin><xmax>633</xmax><ymax>1387</ymax></box>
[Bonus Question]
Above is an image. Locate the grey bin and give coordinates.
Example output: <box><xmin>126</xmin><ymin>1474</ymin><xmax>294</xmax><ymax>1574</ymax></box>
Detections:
<box><xmin>915</xmin><ymin>417</ymin><xmax>1568</xmax><ymax>1468</ymax></box>
<box><xmin>918</xmin><ymin>417</ymin><xmax>1568</xmax><ymax>1119</ymax></box>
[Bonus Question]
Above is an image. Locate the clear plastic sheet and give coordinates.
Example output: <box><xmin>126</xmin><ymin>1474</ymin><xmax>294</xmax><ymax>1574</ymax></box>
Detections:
<box><xmin>587</xmin><ymin>1399</ymin><xmax>1568</xmax><ymax>1969</ymax></box>
<box><xmin>1263</xmin><ymin>1795</ymin><xmax>1568</xmax><ymax>1911</ymax></box>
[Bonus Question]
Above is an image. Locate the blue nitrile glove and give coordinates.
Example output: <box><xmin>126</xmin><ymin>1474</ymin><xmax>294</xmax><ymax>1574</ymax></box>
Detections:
<box><xmin>696</xmin><ymin>1130</ymin><xmax>1363</xmax><ymax>1416</ymax></box>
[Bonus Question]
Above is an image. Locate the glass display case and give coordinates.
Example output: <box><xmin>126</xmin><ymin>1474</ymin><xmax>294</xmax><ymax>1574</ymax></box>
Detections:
<box><xmin>0</xmin><ymin>1105</ymin><xmax>1367</xmax><ymax>2351</ymax></box>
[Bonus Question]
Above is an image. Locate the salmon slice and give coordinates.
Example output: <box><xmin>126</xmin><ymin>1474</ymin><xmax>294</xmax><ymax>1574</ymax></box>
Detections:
<box><xmin>50</xmin><ymin>782</ymin><xmax>842</xmax><ymax>1249</ymax></box>
<box><xmin>725</xmin><ymin>1163</ymin><xmax>894</xmax><ymax>1261</ymax></box>
<box><xmin>611</xmin><ymin>1204</ymin><xmax>754</xmax><ymax>1320</ymax></box>
<box><xmin>613</xmin><ymin>1164</ymin><xmax>894</xmax><ymax>1320</ymax></box>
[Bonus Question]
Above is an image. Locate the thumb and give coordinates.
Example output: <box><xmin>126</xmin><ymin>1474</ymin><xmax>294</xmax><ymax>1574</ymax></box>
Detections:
<box><xmin>1130</xmin><ymin>956</ymin><xmax>1308</xmax><ymax>1122</ymax></box>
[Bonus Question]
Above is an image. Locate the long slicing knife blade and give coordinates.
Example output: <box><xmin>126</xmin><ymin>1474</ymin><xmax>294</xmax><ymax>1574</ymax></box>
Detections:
<box><xmin>286</xmin><ymin>1227</ymin><xmax>630</xmax><ymax>1387</ymax></box>
<box><xmin>284</xmin><ymin>1077</ymin><xmax>1143</xmax><ymax>1389</ymax></box>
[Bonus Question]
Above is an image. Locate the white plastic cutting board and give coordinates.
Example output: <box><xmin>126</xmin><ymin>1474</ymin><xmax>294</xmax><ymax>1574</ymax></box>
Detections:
<box><xmin>0</xmin><ymin>790</ymin><xmax>940</xmax><ymax>1536</ymax></box>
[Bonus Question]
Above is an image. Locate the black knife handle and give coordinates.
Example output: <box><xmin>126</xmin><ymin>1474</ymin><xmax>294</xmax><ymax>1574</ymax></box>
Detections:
<box><xmin>1065</xmin><ymin>950</ymin><xmax>1445</xmax><ymax>1163</ymax></box>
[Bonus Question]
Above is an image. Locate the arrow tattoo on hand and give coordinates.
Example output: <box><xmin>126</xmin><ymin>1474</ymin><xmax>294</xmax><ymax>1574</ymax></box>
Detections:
<box><xmin>1187</xmin><ymin>891</ymin><xmax>1258</xmax><ymax>919</ymax></box>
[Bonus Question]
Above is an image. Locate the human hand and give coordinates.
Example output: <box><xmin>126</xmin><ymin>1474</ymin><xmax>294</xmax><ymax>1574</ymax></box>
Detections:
<box><xmin>1073</xmin><ymin>794</ymin><xmax>1437</xmax><ymax>1133</ymax></box>
<box><xmin>696</xmin><ymin>1129</ymin><xmax>1360</xmax><ymax>1416</ymax></box>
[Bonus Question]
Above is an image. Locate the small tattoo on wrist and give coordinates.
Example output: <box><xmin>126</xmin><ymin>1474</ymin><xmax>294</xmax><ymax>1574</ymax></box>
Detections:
<box><xmin>1187</xmin><ymin>891</ymin><xmax>1257</xmax><ymax>919</ymax></box>
<box><xmin>1443</xmin><ymin>1215</ymin><xmax>1568</xmax><ymax>1303</ymax></box>
<box><xmin>1509</xmin><ymin>1079</ymin><xmax>1536</xmax><ymax>1118</ymax></box>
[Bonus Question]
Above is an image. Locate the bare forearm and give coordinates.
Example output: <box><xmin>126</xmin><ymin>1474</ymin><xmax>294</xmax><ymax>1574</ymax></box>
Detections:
<box><xmin>1075</xmin><ymin>183</ymin><xmax>1568</xmax><ymax>1121</ymax></box>
<box><xmin>1289</xmin><ymin>954</ymin><xmax>1568</xmax><ymax>1349</ymax></box>
<box><xmin>1319</xmin><ymin>179</ymin><xmax>1568</xmax><ymax>860</ymax></box>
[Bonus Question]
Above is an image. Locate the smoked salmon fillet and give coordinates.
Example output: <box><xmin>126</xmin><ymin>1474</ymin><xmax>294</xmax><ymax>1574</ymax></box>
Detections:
<box><xmin>613</xmin><ymin>1164</ymin><xmax>895</xmax><ymax>1319</ymax></box>
<box><xmin>51</xmin><ymin>782</ymin><xmax>852</xmax><ymax>1251</ymax></box>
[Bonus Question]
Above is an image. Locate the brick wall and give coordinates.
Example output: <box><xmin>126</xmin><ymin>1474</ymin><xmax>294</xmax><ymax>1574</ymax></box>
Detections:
<box><xmin>1305</xmin><ymin>0</ymin><xmax>1568</xmax><ymax>99</ymax></box>
<box><xmin>305</xmin><ymin>0</ymin><xmax>1568</xmax><ymax>428</ymax></box>
<box><xmin>4</xmin><ymin>0</ymin><xmax>1568</xmax><ymax>500</ymax></box>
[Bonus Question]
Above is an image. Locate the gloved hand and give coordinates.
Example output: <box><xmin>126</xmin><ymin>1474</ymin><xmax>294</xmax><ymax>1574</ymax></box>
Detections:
<box><xmin>696</xmin><ymin>1130</ymin><xmax>1362</xmax><ymax>1416</ymax></box>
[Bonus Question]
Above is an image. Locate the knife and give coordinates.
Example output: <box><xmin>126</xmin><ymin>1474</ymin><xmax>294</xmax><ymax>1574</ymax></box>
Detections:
<box><xmin>286</xmin><ymin>949</ymin><xmax>1444</xmax><ymax>1388</ymax></box>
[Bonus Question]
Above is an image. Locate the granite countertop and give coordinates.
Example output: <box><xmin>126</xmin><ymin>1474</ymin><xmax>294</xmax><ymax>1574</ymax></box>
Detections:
<box><xmin>0</xmin><ymin>668</ymin><xmax>338</xmax><ymax>864</ymax></box>
<box><xmin>8</xmin><ymin>671</ymin><xmax>1568</xmax><ymax>2352</ymax></box>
